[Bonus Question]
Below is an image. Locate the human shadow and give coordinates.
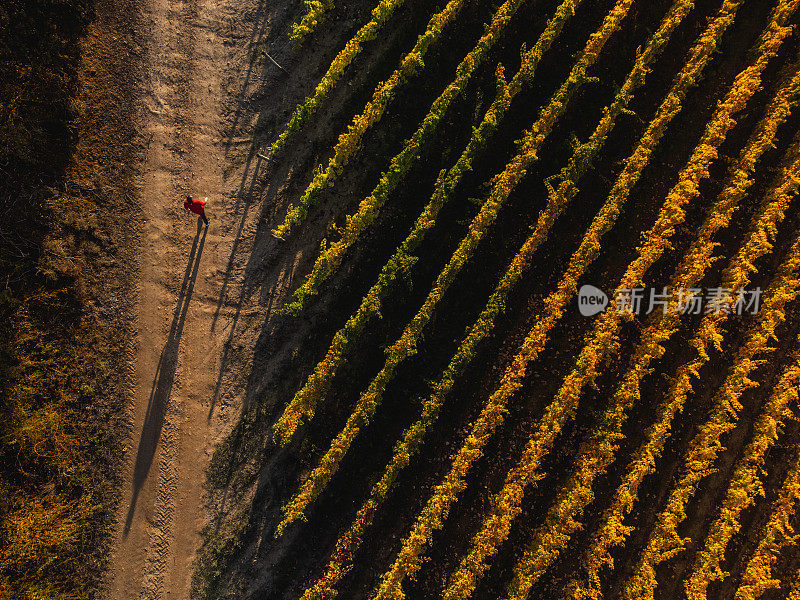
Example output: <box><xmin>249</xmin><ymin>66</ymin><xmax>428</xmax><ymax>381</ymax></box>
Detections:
<box><xmin>123</xmin><ymin>219</ymin><xmax>208</xmax><ymax>536</ymax></box>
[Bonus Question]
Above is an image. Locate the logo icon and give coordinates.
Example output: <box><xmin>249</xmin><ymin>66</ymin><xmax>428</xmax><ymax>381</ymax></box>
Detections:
<box><xmin>578</xmin><ymin>284</ymin><xmax>608</xmax><ymax>316</ymax></box>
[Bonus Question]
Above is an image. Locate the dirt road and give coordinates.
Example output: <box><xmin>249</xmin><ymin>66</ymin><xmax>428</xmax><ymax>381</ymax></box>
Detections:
<box><xmin>102</xmin><ymin>0</ymin><xmax>275</xmax><ymax>597</ymax></box>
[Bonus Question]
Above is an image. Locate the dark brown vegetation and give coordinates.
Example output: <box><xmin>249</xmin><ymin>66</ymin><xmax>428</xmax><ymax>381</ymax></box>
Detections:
<box><xmin>0</xmin><ymin>1</ymin><xmax>138</xmax><ymax>597</ymax></box>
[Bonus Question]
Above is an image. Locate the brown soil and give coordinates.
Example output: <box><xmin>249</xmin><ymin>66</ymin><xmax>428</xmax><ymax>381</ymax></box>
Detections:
<box><xmin>99</xmin><ymin>0</ymin><xmax>407</xmax><ymax>595</ymax></box>
<box><xmin>98</xmin><ymin>0</ymin><xmax>281</xmax><ymax>596</ymax></box>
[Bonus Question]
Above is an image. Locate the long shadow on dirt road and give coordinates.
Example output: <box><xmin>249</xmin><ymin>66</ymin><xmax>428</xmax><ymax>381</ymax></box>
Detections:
<box><xmin>124</xmin><ymin>219</ymin><xmax>208</xmax><ymax>536</ymax></box>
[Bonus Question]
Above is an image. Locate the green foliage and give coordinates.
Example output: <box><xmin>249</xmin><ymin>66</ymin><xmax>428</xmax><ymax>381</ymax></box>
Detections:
<box><xmin>266</xmin><ymin>0</ymin><xmax>408</xmax><ymax>158</ymax></box>
<box><xmin>290</xmin><ymin>0</ymin><xmax>335</xmax><ymax>44</ymax></box>
<box><xmin>284</xmin><ymin>0</ymin><xmax>531</xmax><ymax>315</ymax></box>
<box><xmin>273</xmin><ymin>0</ymin><xmax>582</xmax><ymax>446</ymax></box>
<box><xmin>272</xmin><ymin>0</ymin><xmax>471</xmax><ymax>240</ymax></box>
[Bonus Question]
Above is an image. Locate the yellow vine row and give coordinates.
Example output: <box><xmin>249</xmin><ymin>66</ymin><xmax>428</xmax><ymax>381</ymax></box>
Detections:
<box><xmin>265</xmin><ymin>0</ymin><xmax>409</xmax><ymax>157</ymax></box>
<box><xmin>272</xmin><ymin>0</ymin><xmax>469</xmax><ymax>239</ymax></box>
<box><xmin>272</xmin><ymin>0</ymin><xmax>623</xmax><ymax>446</ymax></box>
<box><xmin>284</xmin><ymin>0</ymin><xmax>538</xmax><ymax>314</ymax></box>
<box><xmin>616</xmin><ymin>16</ymin><xmax>800</xmax><ymax>597</ymax></box>
<box><xmin>447</xmin><ymin>5</ymin><xmax>794</xmax><ymax>598</ymax></box>
<box><xmin>289</xmin><ymin>0</ymin><xmax>691</xmax><ymax>595</ymax></box>
<box><xmin>617</xmin><ymin>228</ymin><xmax>800</xmax><ymax>600</ymax></box>
<box><xmin>566</xmin><ymin>124</ymin><xmax>800</xmax><ymax>600</ymax></box>
<box><xmin>272</xmin><ymin>0</ymin><xmax>583</xmax><ymax>448</ymax></box>
<box><xmin>275</xmin><ymin>0</ymin><xmax>636</xmax><ymax>532</ymax></box>
<box><xmin>290</xmin><ymin>0</ymin><xmax>335</xmax><ymax>44</ymax></box>
<box><xmin>788</xmin><ymin>568</ymin><xmax>800</xmax><ymax>600</ymax></box>
<box><xmin>733</xmin><ymin>443</ymin><xmax>800</xmax><ymax>600</ymax></box>
<box><xmin>276</xmin><ymin>0</ymin><xmax>638</xmax><ymax>532</ymax></box>
<box><xmin>367</xmin><ymin>0</ymin><xmax>762</xmax><ymax>594</ymax></box>
<box><xmin>685</xmin><ymin>337</ymin><xmax>800</xmax><ymax>600</ymax></box>
<box><xmin>482</xmin><ymin>52</ymin><xmax>800</xmax><ymax>600</ymax></box>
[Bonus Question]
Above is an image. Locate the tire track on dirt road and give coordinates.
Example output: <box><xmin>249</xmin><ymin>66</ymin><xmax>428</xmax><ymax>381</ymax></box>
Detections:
<box><xmin>101</xmin><ymin>0</ymin><xmax>395</xmax><ymax>593</ymax></box>
<box><xmin>103</xmin><ymin>0</ymin><xmax>268</xmax><ymax>596</ymax></box>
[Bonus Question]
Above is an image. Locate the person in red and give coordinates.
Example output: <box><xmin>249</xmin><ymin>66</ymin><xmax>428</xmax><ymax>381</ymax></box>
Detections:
<box><xmin>183</xmin><ymin>195</ymin><xmax>210</xmax><ymax>226</ymax></box>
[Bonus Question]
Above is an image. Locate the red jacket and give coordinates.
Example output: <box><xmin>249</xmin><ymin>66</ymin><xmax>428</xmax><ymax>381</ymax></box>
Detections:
<box><xmin>184</xmin><ymin>197</ymin><xmax>207</xmax><ymax>215</ymax></box>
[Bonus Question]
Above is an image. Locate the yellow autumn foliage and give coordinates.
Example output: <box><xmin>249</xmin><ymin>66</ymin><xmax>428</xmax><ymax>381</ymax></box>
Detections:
<box><xmin>272</xmin><ymin>0</ymin><xmax>581</xmax><ymax>447</ymax></box>
<box><xmin>733</xmin><ymin>444</ymin><xmax>800</xmax><ymax>600</ymax></box>
<box><xmin>272</xmin><ymin>0</ymin><xmax>470</xmax><ymax>240</ymax></box>
<box><xmin>267</xmin><ymin>0</ymin><xmax>409</xmax><ymax>157</ymax></box>
<box><xmin>618</xmin><ymin>47</ymin><xmax>800</xmax><ymax>598</ymax></box>
<box><xmin>685</xmin><ymin>341</ymin><xmax>800</xmax><ymax>600</ymax></box>
<box><xmin>290</xmin><ymin>0</ymin><xmax>334</xmax><ymax>44</ymax></box>
<box><xmin>277</xmin><ymin>0</ymin><xmax>630</xmax><ymax>534</ymax></box>
<box><xmin>484</xmin><ymin>40</ymin><xmax>800</xmax><ymax>600</ymax></box>
<box><xmin>285</xmin><ymin>0</ymin><xmax>551</xmax><ymax>314</ymax></box>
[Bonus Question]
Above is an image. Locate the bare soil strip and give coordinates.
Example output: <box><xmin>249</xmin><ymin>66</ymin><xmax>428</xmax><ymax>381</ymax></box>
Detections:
<box><xmin>102</xmin><ymin>0</ymin><xmax>271</xmax><ymax>597</ymax></box>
